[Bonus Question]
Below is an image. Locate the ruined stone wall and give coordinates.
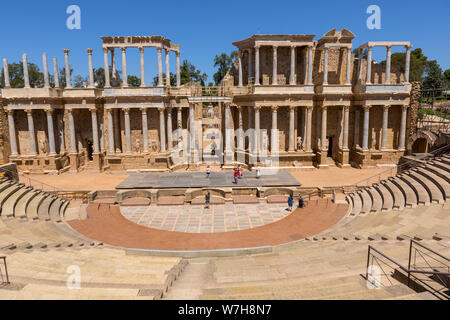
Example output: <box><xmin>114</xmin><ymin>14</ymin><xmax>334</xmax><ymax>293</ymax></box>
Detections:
<box><xmin>0</xmin><ymin>105</ymin><xmax>10</xmax><ymax>162</ymax></box>
<box><xmin>406</xmin><ymin>81</ymin><xmax>421</xmax><ymax>153</ymax></box>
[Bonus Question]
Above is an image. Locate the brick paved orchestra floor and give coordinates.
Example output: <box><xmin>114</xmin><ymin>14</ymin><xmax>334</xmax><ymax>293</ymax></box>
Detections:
<box><xmin>120</xmin><ymin>203</ymin><xmax>293</xmax><ymax>233</ymax></box>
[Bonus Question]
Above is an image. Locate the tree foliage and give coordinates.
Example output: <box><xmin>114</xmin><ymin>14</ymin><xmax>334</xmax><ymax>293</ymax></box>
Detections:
<box><xmin>152</xmin><ymin>60</ymin><xmax>207</xmax><ymax>86</ymax></box>
<box><xmin>422</xmin><ymin>60</ymin><xmax>446</xmax><ymax>90</ymax></box>
<box><xmin>213</xmin><ymin>51</ymin><xmax>238</xmax><ymax>85</ymax></box>
<box><xmin>1</xmin><ymin>62</ymin><xmax>44</xmax><ymax>88</ymax></box>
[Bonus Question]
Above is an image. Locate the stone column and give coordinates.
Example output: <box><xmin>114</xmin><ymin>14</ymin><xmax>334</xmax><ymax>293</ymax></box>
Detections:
<box><xmin>63</xmin><ymin>49</ymin><xmax>72</xmax><ymax>88</ymax></box>
<box><xmin>290</xmin><ymin>46</ymin><xmax>296</xmax><ymax>85</ymax></box>
<box><xmin>123</xmin><ymin>108</ymin><xmax>131</xmax><ymax>153</ymax></box>
<box><xmin>121</xmin><ymin>47</ymin><xmax>128</xmax><ymax>87</ymax></box>
<box><xmin>46</xmin><ymin>109</ymin><xmax>56</xmax><ymax>155</ymax></box>
<box><xmin>99</xmin><ymin>111</ymin><xmax>105</xmax><ymax>152</ymax></box>
<box><xmin>167</xmin><ymin>107</ymin><xmax>173</xmax><ymax>150</ymax></box>
<box><xmin>177</xmin><ymin>107</ymin><xmax>182</xmax><ymax>129</ymax></box>
<box><xmin>271</xmin><ymin>106</ymin><xmax>278</xmax><ymax>153</ymax></box>
<box><xmin>141</xmin><ymin>108</ymin><xmax>149</xmax><ymax>152</ymax></box>
<box><xmin>323</xmin><ymin>47</ymin><xmax>329</xmax><ymax>85</ymax></box>
<box><xmin>237</xmin><ymin>106</ymin><xmax>244</xmax><ymax>150</ymax></box>
<box><xmin>7</xmin><ymin>110</ymin><xmax>18</xmax><ymax>156</ymax></box>
<box><xmin>381</xmin><ymin>105</ymin><xmax>390</xmax><ymax>150</ymax></box>
<box><xmin>405</xmin><ymin>45</ymin><xmax>411</xmax><ymax>83</ymax></box>
<box><xmin>238</xmin><ymin>50</ymin><xmax>243</xmax><ymax>87</ymax></box>
<box><xmin>362</xmin><ymin>105</ymin><xmax>370</xmax><ymax>151</ymax></box>
<box><xmin>103</xmin><ymin>48</ymin><xmax>111</xmax><ymax>88</ymax></box>
<box><xmin>189</xmin><ymin>104</ymin><xmax>195</xmax><ymax>155</ymax></box>
<box><xmin>90</xmin><ymin>108</ymin><xmax>99</xmax><ymax>154</ymax></box>
<box><xmin>307</xmin><ymin>46</ymin><xmax>313</xmax><ymax>85</ymax></box>
<box><xmin>139</xmin><ymin>47</ymin><xmax>146</xmax><ymax>87</ymax></box>
<box><xmin>272</xmin><ymin>46</ymin><xmax>278</xmax><ymax>85</ymax></box>
<box><xmin>345</xmin><ymin>48</ymin><xmax>351</xmax><ymax>85</ymax></box>
<box><xmin>159</xmin><ymin>107</ymin><xmax>166</xmax><ymax>152</ymax></box>
<box><xmin>42</xmin><ymin>53</ymin><xmax>50</xmax><ymax>88</ymax></box>
<box><xmin>176</xmin><ymin>52</ymin><xmax>181</xmax><ymax>87</ymax></box>
<box><xmin>357</xmin><ymin>48</ymin><xmax>363</xmax><ymax>84</ymax></box>
<box><xmin>165</xmin><ymin>49</ymin><xmax>170</xmax><ymax>86</ymax></box>
<box><xmin>2</xmin><ymin>59</ymin><xmax>10</xmax><ymax>88</ymax></box>
<box><xmin>399</xmin><ymin>105</ymin><xmax>408</xmax><ymax>151</ymax></box>
<box><xmin>87</xmin><ymin>49</ymin><xmax>94</xmax><ymax>88</ymax></box>
<box><xmin>247</xmin><ymin>49</ymin><xmax>252</xmax><ymax>84</ymax></box>
<box><xmin>23</xmin><ymin>54</ymin><xmax>30</xmax><ymax>88</ymax></box>
<box><xmin>321</xmin><ymin>106</ymin><xmax>327</xmax><ymax>150</ymax></box>
<box><xmin>111</xmin><ymin>49</ymin><xmax>116</xmax><ymax>81</ymax></box>
<box><xmin>254</xmin><ymin>106</ymin><xmax>261</xmax><ymax>155</ymax></box>
<box><xmin>366</xmin><ymin>46</ymin><xmax>372</xmax><ymax>84</ymax></box>
<box><xmin>107</xmin><ymin>109</ymin><xmax>114</xmax><ymax>154</ymax></box>
<box><xmin>343</xmin><ymin>106</ymin><xmax>349</xmax><ymax>150</ymax></box>
<box><xmin>255</xmin><ymin>46</ymin><xmax>260</xmax><ymax>85</ymax></box>
<box><xmin>113</xmin><ymin>109</ymin><xmax>121</xmax><ymax>153</ymax></box>
<box><xmin>301</xmin><ymin>107</ymin><xmax>306</xmax><ymax>142</ymax></box>
<box><xmin>354</xmin><ymin>109</ymin><xmax>360</xmax><ymax>148</ymax></box>
<box><xmin>305</xmin><ymin>106</ymin><xmax>312</xmax><ymax>152</ymax></box>
<box><xmin>247</xmin><ymin>107</ymin><xmax>252</xmax><ymax>132</ymax></box>
<box><xmin>224</xmin><ymin>104</ymin><xmax>231</xmax><ymax>154</ymax></box>
<box><xmin>385</xmin><ymin>46</ymin><xmax>392</xmax><ymax>84</ymax></box>
<box><xmin>68</xmin><ymin>109</ymin><xmax>77</xmax><ymax>153</ymax></box>
<box><xmin>26</xmin><ymin>109</ymin><xmax>37</xmax><ymax>155</ymax></box>
<box><xmin>288</xmin><ymin>106</ymin><xmax>295</xmax><ymax>151</ymax></box>
<box><xmin>55</xmin><ymin>112</ymin><xmax>65</xmax><ymax>154</ymax></box>
<box><xmin>157</xmin><ymin>48</ymin><xmax>163</xmax><ymax>86</ymax></box>
<box><xmin>53</xmin><ymin>57</ymin><xmax>60</xmax><ymax>88</ymax></box>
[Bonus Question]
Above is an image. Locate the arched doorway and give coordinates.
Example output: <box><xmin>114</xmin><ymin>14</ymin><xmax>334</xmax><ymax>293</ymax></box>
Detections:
<box><xmin>411</xmin><ymin>137</ymin><xmax>429</xmax><ymax>153</ymax></box>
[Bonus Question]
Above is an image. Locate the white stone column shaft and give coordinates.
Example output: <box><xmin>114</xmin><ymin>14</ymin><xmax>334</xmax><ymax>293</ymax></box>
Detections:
<box><xmin>343</xmin><ymin>107</ymin><xmax>349</xmax><ymax>150</ymax></box>
<box><xmin>42</xmin><ymin>53</ymin><xmax>50</xmax><ymax>88</ymax></box>
<box><xmin>405</xmin><ymin>46</ymin><xmax>411</xmax><ymax>83</ymax></box>
<box><xmin>107</xmin><ymin>109</ymin><xmax>114</xmax><ymax>154</ymax></box>
<box><xmin>53</xmin><ymin>57</ymin><xmax>60</xmax><ymax>88</ymax></box>
<box><xmin>366</xmin><ymin>46</ymin><xmax>372</xmax><ymax>84</ymax></box>
<box><xmin>346</xmin><ymin>48</ymin><xmax>351</xmax><ymax>85</ymax></box>
<box><xmin>399</xmin><ymin>106</ymin><xmax>408</xmax><ymax>151</ymax></box>
<box><xmin>238</xmin><ymin>51</ymin><xmax>243</xmax><ymax>87</ymax></box>
<box><xmin>111</xmin><ymin>49</ymin><xmax>116</xmax><ymax>81</ymax></box>
<box><xmin>237</xmin><ymin>107</ymin><xmax>243</xmax><ymax>150</ymax></box>
<box><xmin>167</xmin><ymin>108</ymin><xmax>173</xmax><ymax>150</ymax></box>
<box><xmin>176</xmin><ymin>52</ymin><xmax>181</xmax><ymax>87</ymax></box>
<box><xmin>381</xmin><ymin>105</ymin><xmax>389</xmax><ymax>150</ymax></box>
<box><xmin>141</xmin><ymin>108</ymin><xmax>149</xmax><ymax>152</ymax></box>
<box><xmin>321</xmin><ymin>107</ymin><xmax>327</xmax><ymax>150</ymax></box>
<box><xmin>272</xmin><ymin>46</ymin><xmax>278</xmax><ymax>85</ymax></box>
<box><xmin>357</xmin><ymin>49</ymin><xmax>363</xmax><ymax>84</ymax></box>
<box><xmin>323</xmin><ymin>48</ymin><xmax>329</xmax><ymax>85</ymax></box>
<box><xmin>68</xmin><ymin>110</ymin><xmax>77</xmax><ymax>153</ymax></box>
<box><xmin>165</xmin><ymin>49</ymin><xmax>170</xmax><ymax>86</ymax></box>
<box><xmin>306</xmin><ymin>107</ymin><xmax>312</xmax><ymax>151</ymax></box>
<box><xmin>159</xmin><ymin>108</ymin><xmax>166</xmax><ymax>152</ymax></box>
<box><xmin>255</xmin><ymin>46</ymin><xmax>260</xmax><ymax>85</ymax></box>
<box><xmin>22</xmin><ymin>54</ymin><xmax>30</xmax><ymax>88</ymax></box>
<box><xmin>307</xmin><ymin>46</ymin><xmax>313</xmax><ymax>85</ymax></box>
<box><xmin>189</xmin><ymin>105</ymin><xmax>195</xmax><ymax>155</ymax></box>
<box><xmin>254</xmin><ymin>107</ymin><xmax>260</xmax><ymax>155</ymax></box>
<box><xmin>362</xmin><ymin>106</ymin><xmax>370</xmax><ymax>150</ymax></box>
<box><xmin>87</xmin><ymin>49</ymin><xmax>94</xmax><ymax>88</ymax></box>
<box><xmin>354</xmin><ymin>109</ymin><xmax>360</xmax><ymax>147</ymax></box>
<box><xmin>271</xmin><ymin>107</ymin><xmax>278</xmax><ymax>153</ymax></box>
<box><xmin>124</xmin><ymin>108</ymin><xmax>131</xmax><ymax>153</ymax></box>
<box><xmin>139</xmin><ymin>47</ymin><xmax>146</xmax><ymax>87</ymax></box>
<box><xmin>121</xmin><ymin>48</ymin><xmax>128</xmax><ymax>87</ymax></box>
<box><xmin>3</xmin><ymin>59</ymin><xmax>10</xmax><ymax>88</ymax></box>
<box><xmin>290</xmin><ymin>46</ymin><xmax>296</xmax><ymax>85</ymax></box>
<box><xmin>103</xmin><ymin>49</ymin><xmax>111</xmax><ymax>88</ymax></box>
<box><xmin>7</xmin><ymin>111</ymin><xmax>18</xmax><ymax>156</ymax></box>
<box><xmin>63</xmin><ymin>49</ymin><xmax>72</xmax><ymax>88</ymax></box>
<box><xmin>247</xmin><ymin>49</ymin><xmax>252</xmax><ymax>83</ymax></box>
<box><xmin>57</xmin><ymin>112</ymin><xmax>65</xmax><ymax>154</ymax></box>
<box><xmin>26</xmin><ymin>110</ymin><xmax>36</xmax><ymax>155</ymax></box>
<box><xmin>46</xmin><ymin>110</ymin><xmax>56</xmax><ymax>155</ymax></box>
<box><xmin>289</xmin><ymin>106</ymin><xmax>295</xmax><ymax>151</ymax></box>
<box><xmin>177</xmin><ymin>107</ymin><xmax>182</xmax><ymax>129</ymax></box>
<box><xmin>157</xmin><ymin>48</ymin><xmax>163</xmax><ymax>86</ymax></box>
<box><xmin>91</xmin><ymin>109</ymin><xmax>99</xmax><ymax>153</ymax></box>
<box><xmin>385</xmin><ymin>46</ymin><xmax>392</xmax><ymax>84</ymax></box>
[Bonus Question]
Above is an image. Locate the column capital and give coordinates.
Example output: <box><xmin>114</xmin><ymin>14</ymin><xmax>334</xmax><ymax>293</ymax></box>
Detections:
<box><xmin>86</xmin><ymin>48</ymin><xmax>93</xmax><ymax>54</ymax></box>
<box><xmin>321</xmin><ymin>105</ymin><xmax>328</xmax><ymax>110</ymax></box>
<box><xmin>289</xmin><ymin>105</ymin><xmax>296</xmax><ymax>111</ymax></box>
<box><xmin>177</xmin><ymin>106</ymin><xmax>183</xmax><ymax>112</ymax></box>
<box><xmin>123</xmin><ymin>107</ymin><xmax>130</xmax><ymax>114</ymax></box>
<box><xmin>255</xmin><ymin>45</ymin><xmax>261</xmax><ymax>50</ymax></box>
<box><xmin>362</xmin><ymin>105</ymin><xmax>371</xmax><ymax>111</ymax></box>
<box><xmin>139</xmin><ymin>46</ymin><xmax>144</xmax><ymax>53</ymax></box>
<box><xmin>89</xmin><ymin>107</ymin><xmax>97</xmax><ymax>114</ymax></box>
<box><xmin>103</xmin><ymin>48</ymin><xmax>109</xmax><ymax>54</ymax></box>
<box><xmin>105</xmin><ymin>108</ymin><xmax>113</xmax><ymax>114</ymax></box>
<box><xmin>45</xmin><ymin>108</ymin><xmax>53</xmax><ymax>115</ymax></box>
<box><xmin>158</xmin><ymin>107</ymin><xmax>165</xmax><ymax>113</ymax></box>
<box><xmin>271</xmin><ymin>105</ymin><xmax>278</xmax><ymax>112</ymax></box>
<box><xmin>405</xmin><ymin>44</ymin><xmax>413</xmax><ymax>50</ymax></box>
<box><xmin>140</xmin><ymin>107</ymin><xmax>147</xmax><ymax>114</ymax></box>
<box><xmin>402</xmin><ymin>104</ymin><xmax>409</xmax><ymax>111</ymax></box>
<box><xmin>63</xmin><ymin>49</ymin><xmax>70</xmax><ymax>54</ymax></box>
<box><xmin>6</xmin><ymin>109</ymin><xmax>14</xmax><ymax>116</ymax></box>
<box><xmin>385</xmin><ymin>45</ymin><xmax>392</xmax><ymax>50</ymax></box>
<box><xmin>175</xmin><ymin>51</ymin><xmax>180</xmax><ymax>57</ymax></box>
<box><xmin>25</xmin><ymin>109</ymin><xmax>33</xmax><ymax>115</ymax></box>
<box><xmin>273</xmin><ymin>45</ymin><xmax>278</xmax><ymax>50</ymax></box>
<box><xmin>120</xmin><ymin>47</ymin><xmax>127</xmax><ymax>53</ymax></box>
<box><xmin>246</xmin><ymin>48</ymin><xmax>252</xmax><ymax>54</ymax></box>
<box><xmin>254</xmin><ymin>105</ymin><xmax>262</xmax><ymax>111</ymax></box>
<box><xmin>343</xmin><ymin>105</ymin><xmax>350</xmax><ymax>112</ymax></box>
<box><xmin>383</xmin><ymin>104</ymin><xmax>391</xmax><ymax>111</ymax></box>
<box><xmin>166</xmin><ymin>106</ymin><xmax>173</xmax><ymax>112</ymax></box>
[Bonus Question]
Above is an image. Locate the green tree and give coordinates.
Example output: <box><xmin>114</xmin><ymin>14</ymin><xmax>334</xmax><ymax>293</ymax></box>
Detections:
<box><xmin>73</xmin><ymin>75</ymin><xmax>88</xmax><ymax>88</ymax></box>
<box><xmin>0</xmin><ymin>62</ymin><xmax>44</xmax><ymax>88</ymax></box>
<box><xmin>422</xmin><ymin>60</ymin><xmax>446</xmax><ymax>90</ymax></box>
<box><xmin>444</xmin><ymin>69</ymin><xmax>450</xmax><ymax>86</ymax></box>
<box><xmin>386</xmin><ymin>48</ymin><xmax>428</xmax><ymax>82</ymax></box>
<box><xmin>213</xmin><ymin>51</ymin><xmax>238</xmax><ymax>85</ymax></box>
<box><xmin>152</xmin><ymin>60</ymin><xmax>207</xmax><ymax>86</ymax></box>
<box><xmin>127</xmin><ymin>75</ymin><xmax>141</xmax><ymax>87</ymax></box>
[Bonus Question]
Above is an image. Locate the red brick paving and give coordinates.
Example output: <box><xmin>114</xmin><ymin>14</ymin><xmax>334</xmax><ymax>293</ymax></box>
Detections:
<box><xmin>69</xmin><ymin>199</ymin><xmax>348</xmax><ymax>251</ymax></box>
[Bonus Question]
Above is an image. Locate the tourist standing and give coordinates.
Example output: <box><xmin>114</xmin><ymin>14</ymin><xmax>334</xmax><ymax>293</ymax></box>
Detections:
<box><xmin>255</xmin><ymin>166</ymin><xmax>261</xmax><ymax>179</ymax></box>
<box><xmin>298</xmin><ymin>196</ymin><xmax>304</xmax><ymax>208</ymax></box>
<box><xmin>205</xmin><ymin>191</ymin><xmax>210</xmax><ymax>209</ymax></box>
<box><xmin>237</xmin><ymin>165</ymin><xmax>242</xmax><ymax>179</ymax></box>
<box><xmin>234</xmin><ymin>168</ymin><xmax>239</xmax><ymax>184</ymax></box>
<box><xmin>288</xmin><ymin>195</ymin><xmax>294</xmax><ymax>212</ymax></box>
<box><xmin>240</xmin><ymin>166</ymin><xmax>244</xmax><ymax>178</ymax></box>
<box><xmin>206</xmin><ymin>165</ymin><xmax>211</xmax><ymax>178</ymax></box>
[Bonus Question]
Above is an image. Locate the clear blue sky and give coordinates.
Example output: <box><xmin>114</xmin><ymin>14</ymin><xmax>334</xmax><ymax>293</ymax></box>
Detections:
<box><xmin>1</xmin><ymin>0</ymin><xmax>449</xmax><ymax>83</ymax></box>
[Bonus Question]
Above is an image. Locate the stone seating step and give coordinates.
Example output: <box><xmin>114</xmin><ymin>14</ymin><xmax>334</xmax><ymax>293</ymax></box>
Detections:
<box><xmin>358</xmin><ymin>189</ymin><xmax>372</xmax><ymax>214</ymax></box>
<box><xmin>1</xmin><ymin>186</ymin><xmax>31</xmax><ymax>218</ymax></box>
<box><xmin>25</xmin><ymin>192</ymin><xmax>47</xmax><ymax>220</ymax></box>
<box><xmin>397</xmin><ymin>174</ymin><xmax>430</xmax><ymax>206</ymax></box>
<box><xmin>37</xmin><ymin>195</ymin><xmax>56</xmax><ymax>221</ymax></box>
<box><xmin>421</xmin><ymin>165</ymin><xmax>450</xmax><ymax>184</ymax></box>
<box><xmin>232</xmin><ymin>195</ymin><xmax>259</xmax><ymax>204</ymax></box>
<box><xmin>430</xmin><ymin>160</ymin><xmax>450</xmax><ymax>173</ymax></box>
<box><xmin>0</xmin><ymin>184</ymin><xmax>23</xmax><ymax>216</ymax></box>
<box><xmin>350</xmin><ymin>194</ymin><xmax>362</xmax><ymax>215</ymax></box>
<box><xmin>406</xmin><ymin>171</ymin><xmax>444</xmax><ymax>204</ymax></box>
<box><xmin>121</xmin><ymin>197</ymin><xmax>151</xmax><ymax>206</ymax></box>
<box><xmin>157</xmin><ymin>196</ymin><xmax>185</xmax><ymax>206</ymax></box>
<box><xmin>389</xmin><ymin>177</ymin><xmax>417</xmax><ymax>208</ymax></box>
<box><xmin>374</xmin><ymin>184</ymin><xmax>394</xmax><ymax>212</ymax></box>
<box><xmin>14</xmin><ymin>189</ymin><xmax>38</xmax><ymax>219</ymax></box>
<box><xmin>413</xmin><ymin>168</ymin><xmax>450</xmax><ymax>200</ymax></box>
<box><xmin>438</xmin><ymin>157</ymin><xmax>450</xmax><ymax>166</ymax></box>
<box><xmin>367</xmin><ymin>187</ymin><xmax>382</xmax><ymax>213</ymax></box>
<box><xmin>48</xmin><ymin>198</ymin><xmax>64</xmax><ymax>222</ymax></box>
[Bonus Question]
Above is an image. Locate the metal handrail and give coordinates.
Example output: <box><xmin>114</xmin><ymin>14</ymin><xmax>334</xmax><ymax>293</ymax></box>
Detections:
<box><xmin>0</xmin><ymin>256</ymin><xmax>10</xmax><ymax>285</ymax></box>
<box><xmin>352</xmin><ymin>143</ymin><xmax>450</xmax><ymax>187</ymax></box>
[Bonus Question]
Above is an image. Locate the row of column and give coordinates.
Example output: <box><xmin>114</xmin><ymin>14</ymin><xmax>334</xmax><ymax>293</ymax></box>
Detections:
<box><xmin>238</xmin><ymin>45</ymin><xmax>314</xmax><ymax>86</ymax></box>
<box><xmin>103</xmin><ymin>47</ymin><xmax>181</xmax><ymax>88</ymax></box>
<box><xmin>359</xmin><ymin>45</ymin><xmax>412</xmax><ymax>84</ymax></box>
<box><xmin>321</xmin><ymin>47</ymin><xmax>352</xmax><ymax>85</ymax></box>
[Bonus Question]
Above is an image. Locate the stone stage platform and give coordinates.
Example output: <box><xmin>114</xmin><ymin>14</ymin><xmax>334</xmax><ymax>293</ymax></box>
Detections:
<box><xmin>116</xmin><ymin>170</ymin><xmax>301</xmax><ymax>189</ymax></box>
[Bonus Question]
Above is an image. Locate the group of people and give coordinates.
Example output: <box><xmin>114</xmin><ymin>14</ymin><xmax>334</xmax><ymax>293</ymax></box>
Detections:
<box><xmin>287</xmin><ymin>195</ymin><xmax>305</xmax><ymax>212</ymax></box>
<box><xmin>233</xmin><ymin>165</ymin><xmax>244</xmax><ymax>184</ymax></box>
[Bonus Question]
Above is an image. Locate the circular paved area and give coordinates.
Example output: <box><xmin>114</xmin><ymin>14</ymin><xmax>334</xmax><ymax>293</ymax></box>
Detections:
<box><xmin>120</xmin><ymin>203</ymin><xmax>293</xmax><ymax>233</ymax></box>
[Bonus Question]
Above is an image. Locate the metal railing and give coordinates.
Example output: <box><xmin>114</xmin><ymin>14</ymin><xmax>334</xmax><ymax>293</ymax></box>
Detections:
<box><xmin>351</xmin><ymin>143</ymin><xmax>450</xmax><ymax>188</ymax></box>
<box><xmin>0</xmin><ymin>256</ymin><xmax>9</xmax><ymax>286</ymax></box>
<box><xmin>365</xmin><ymin>240</ymin><xmax>450</xmax><ymax>299</ymax></box>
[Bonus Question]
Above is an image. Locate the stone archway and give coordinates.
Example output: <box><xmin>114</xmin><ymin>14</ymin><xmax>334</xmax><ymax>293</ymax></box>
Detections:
<box><xmin>407</xmin><ymin>129</ymin><xmax>437</xmax><ymax>154</ymax></box>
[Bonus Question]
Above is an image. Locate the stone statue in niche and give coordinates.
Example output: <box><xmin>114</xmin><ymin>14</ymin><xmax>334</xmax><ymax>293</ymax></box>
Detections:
<box><xmin>151</xmin><ymin>140</ymin><xmax>158</xmax><ymax>152</ymax></box>
<box><xmin>39</xmin><ymin>139</ymin><xmax>47</xmax><ymax>154</ymax></box>
<box><xmin>135</xmin><ymin>139</ymin><xmax>140</xmax><ymax>153</ymax></box>
<box><xmin>372</xmin><ymin>137</ymin><xmax>377</xmax><ymax>149</ymax></box>
<box><xmin>297</xmin><ymin>136</ymin><xmax>303</xmax><ymax>150</ymax></box>
<box><xmin>325</xmin><ymin>138</ymin><xmax>329</xmax><ymax>151</ymax></box>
